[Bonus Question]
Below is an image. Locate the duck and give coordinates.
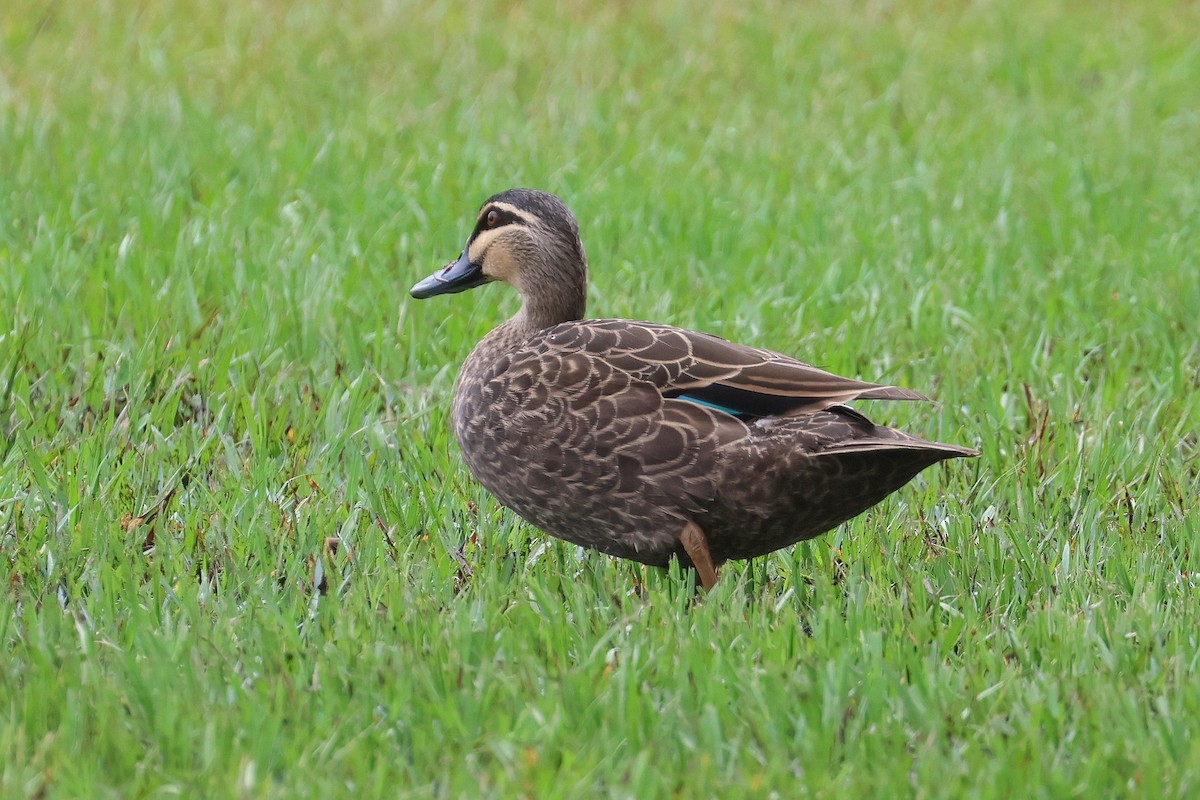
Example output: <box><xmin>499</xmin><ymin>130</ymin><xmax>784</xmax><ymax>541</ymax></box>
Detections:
<box><xmin>411</xmin><ymin>188</ymin><xmax>977</xmax><ymax>590</ymax></box>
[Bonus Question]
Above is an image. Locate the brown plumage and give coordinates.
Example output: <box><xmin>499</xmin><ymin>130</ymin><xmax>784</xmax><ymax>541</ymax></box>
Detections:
<box><xmin>411</xmin><ymin>188</ymin><xmax>977</xmax><ymax>589</ymax></box>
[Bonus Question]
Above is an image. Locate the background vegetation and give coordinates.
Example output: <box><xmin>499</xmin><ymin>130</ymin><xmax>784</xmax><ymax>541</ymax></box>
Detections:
<box><xmin>2</xmin><ymin>0</ymin><xmax>1197</xmax><ymax>796</ymax></box>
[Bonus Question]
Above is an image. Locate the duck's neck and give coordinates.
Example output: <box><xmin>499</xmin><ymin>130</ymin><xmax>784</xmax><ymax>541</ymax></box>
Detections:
<box><xmin>513</xmin><ymin>285</ymin><xmax>587</xmax><ymax>336</ymax></box>
<box><xmin>463</xmin><ymin>269</ymin><xmax>588</xmax><ymax>375</ymax></box>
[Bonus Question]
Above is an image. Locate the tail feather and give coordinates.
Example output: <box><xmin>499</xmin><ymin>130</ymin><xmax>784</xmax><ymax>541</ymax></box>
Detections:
<box><xmin>817</xmin><ymin>438</ymin><xmax>979</xmax><ymax>459</ymax></box>
<box><xmin>855</xmin><ymin>385</ymin><xmax>929</xmax><ymax>402</ymax></box>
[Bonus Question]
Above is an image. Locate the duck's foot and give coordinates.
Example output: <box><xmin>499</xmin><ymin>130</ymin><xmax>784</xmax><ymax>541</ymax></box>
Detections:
<box><xmin>679</xmin><ymin>521</ymin><xmax>718</xmax><ymax>592</ymax></box>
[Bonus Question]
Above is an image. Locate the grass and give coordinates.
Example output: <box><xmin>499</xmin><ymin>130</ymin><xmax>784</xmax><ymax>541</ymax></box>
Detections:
<box><xmin>2</xmin><ymin>0</ymin><xmax>1198</xmax><ymax>796</ymax></box>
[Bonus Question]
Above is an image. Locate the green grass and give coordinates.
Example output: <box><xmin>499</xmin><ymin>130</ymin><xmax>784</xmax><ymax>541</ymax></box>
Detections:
<box><xmin>2</xmin><ymin>0</ymin><xmax>1199</xmax><ymax>796</ymax></box>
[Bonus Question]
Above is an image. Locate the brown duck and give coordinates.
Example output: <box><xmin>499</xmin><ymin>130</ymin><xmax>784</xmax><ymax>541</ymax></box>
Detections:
<box><xmin>411</xmin><ymin>189</ymin><xmax>977</xmax><ymax>590</ymax></box>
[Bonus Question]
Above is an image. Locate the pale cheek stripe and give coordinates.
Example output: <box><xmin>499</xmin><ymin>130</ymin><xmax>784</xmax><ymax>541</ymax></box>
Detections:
<box><xmin>469</xmin><ymin>229</ymin><xmax>502</xmax><ymax>263</ymax></box>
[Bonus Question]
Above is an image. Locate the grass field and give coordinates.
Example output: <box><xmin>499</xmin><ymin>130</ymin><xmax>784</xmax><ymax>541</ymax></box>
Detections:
<box><xmin>2</xmin><ymin>0</ymin><xmax>1199</xmax><ymax>796</ymax></box>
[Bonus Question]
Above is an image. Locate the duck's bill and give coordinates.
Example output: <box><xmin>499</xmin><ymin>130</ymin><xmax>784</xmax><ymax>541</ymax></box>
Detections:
<box><xmin>410</xmin><ymin>249</ymin><xmax>490</xmax><ymax>298</ymax></box>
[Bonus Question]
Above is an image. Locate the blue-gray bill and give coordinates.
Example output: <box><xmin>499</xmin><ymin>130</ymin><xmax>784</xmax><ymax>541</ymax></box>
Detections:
<box><xmin>410</xmin><ymin>249</ymin><xmax>489</xmax><ymax>298</ymax></box>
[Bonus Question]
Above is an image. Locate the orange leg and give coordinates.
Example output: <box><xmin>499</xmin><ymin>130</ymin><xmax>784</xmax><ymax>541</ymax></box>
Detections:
<box><xmin>679</xmin><ymin>521</ymin><xmax>719</xmax><ymax>592</ymax></box>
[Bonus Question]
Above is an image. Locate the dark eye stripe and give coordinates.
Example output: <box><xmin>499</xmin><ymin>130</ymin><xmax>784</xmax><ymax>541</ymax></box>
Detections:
<box><xmin>476</xmin><ymin>207</ymin><xmax>521</xmax><ymax>233</ymax></box>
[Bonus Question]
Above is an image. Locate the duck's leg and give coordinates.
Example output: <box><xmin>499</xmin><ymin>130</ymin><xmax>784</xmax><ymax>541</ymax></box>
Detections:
<box><xmin>679</xmin><ymin>521</ymin><xmax>719</xmax><ymax>591</ymax></box>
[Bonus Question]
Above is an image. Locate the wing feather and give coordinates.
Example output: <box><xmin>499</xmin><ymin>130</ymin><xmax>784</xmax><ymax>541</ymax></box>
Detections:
<box><xmin>537</xmin><ymin>319</ymin><xmax>926</xmax><ymax>416</ymax></box>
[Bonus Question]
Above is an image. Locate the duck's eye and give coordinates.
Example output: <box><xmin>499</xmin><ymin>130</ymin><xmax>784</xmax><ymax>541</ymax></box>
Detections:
<box><xmin>485</xmin><ymin>210</ymin><xmax>500</xmax><ymax>228</ymax></box>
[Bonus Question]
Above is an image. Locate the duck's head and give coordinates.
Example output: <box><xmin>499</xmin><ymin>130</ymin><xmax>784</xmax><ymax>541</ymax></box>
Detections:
<box><xmin>411</xmin><ymin>189</ymin><xmax>588</xmax><ymax>326</ymax></box>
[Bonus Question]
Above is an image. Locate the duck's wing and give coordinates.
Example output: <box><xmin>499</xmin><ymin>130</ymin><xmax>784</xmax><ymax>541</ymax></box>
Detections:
<box><xmin>537</xmin><ymin>319</ymin><xmax>926</xmax><ymax>419</ymax></box>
